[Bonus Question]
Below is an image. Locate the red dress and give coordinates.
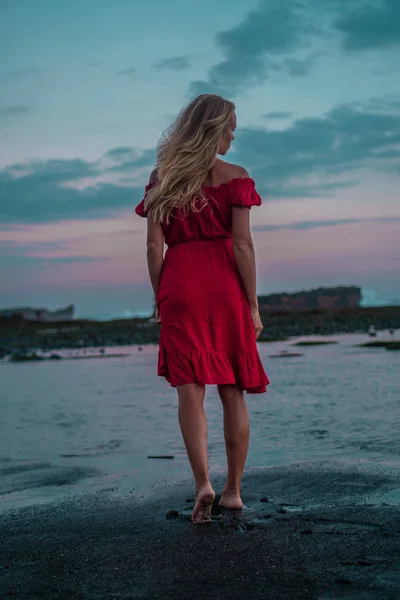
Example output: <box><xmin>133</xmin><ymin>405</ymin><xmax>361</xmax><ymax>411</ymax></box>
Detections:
<box><xmin>135</xmin><ymin>177</ymin><xmax>270</xmax><ymax>394</ymax></box>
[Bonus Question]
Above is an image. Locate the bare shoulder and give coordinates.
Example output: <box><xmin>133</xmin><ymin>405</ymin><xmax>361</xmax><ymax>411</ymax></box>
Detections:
<box><xmin>230</xmin><ymin>163</ymin><xmax>250</xmax><ymax>179</ymax></box>
<box><xmin>217</xmin><ymin>159</ymin><xmax>249</xmax><ymax>180</ymax></box>
<box><xmin>149</xmin><ymin>168</ymin><xmax>159</xmax><ymax>184</ymax></box>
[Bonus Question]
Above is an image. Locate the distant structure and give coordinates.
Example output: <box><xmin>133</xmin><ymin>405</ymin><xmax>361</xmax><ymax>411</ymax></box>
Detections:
<box><xmin>257</xmin><ymin>286</ymin><xmax>361</xmax><ymax>313</ymax></box>
<box><xmin>0</xmin><ymin>304</ymin><xmax>74</xmax><ymax>322</ymax></box>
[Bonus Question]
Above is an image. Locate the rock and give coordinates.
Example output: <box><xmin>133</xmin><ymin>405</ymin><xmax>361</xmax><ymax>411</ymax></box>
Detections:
<box><xmin>166</xmin><ymin>510</ymin><xmax>179</xmax><ymax>520</ymax></box>
<box><xmin>276</xmin><ymin>508</ymin><xmax>288</xmax><ymax>514</ymax></box>
<box><xmin>336</xmin><ymin>578</ymin><xmax>353</xmax><ymax>585</ymax></box>
<box><xmin>147</xmin><ymin>455</ymin><xmax>175</xmax><ymax>459</ymax></box>
<box><xmin>258</xmin><ymin>285</ymin><xmax>361</xmax><ymax>312</ymax></box>
<box><xmin>10</xmin><ymin>352</ymin><xmax>44</xmax><ymax>362</ymax></box>
<box><xmin>300</xmin><ymin>528</ymin><xmax>313</xmax><ymax>534</ymax></box>
<box><xmin>260</xmin><ymin>497</ymin><xmax>269</xmax><ymax>503</ymax></box>
<box><xmin>268</xmin><ymin>351</ymin><xmax>303</xmax><ymax>358</ymax></box>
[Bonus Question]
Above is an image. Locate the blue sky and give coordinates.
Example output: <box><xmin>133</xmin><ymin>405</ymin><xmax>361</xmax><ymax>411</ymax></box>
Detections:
<box><xmin>1</xmin><ymin>0</ymin><xmax>399</xmax><ymax>318</ymax></box>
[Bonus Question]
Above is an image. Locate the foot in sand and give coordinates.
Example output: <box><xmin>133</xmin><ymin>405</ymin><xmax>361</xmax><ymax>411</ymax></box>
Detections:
<box><xmin>192</xmin><ymin>484</ymin><xmax>215</xmax><ymax>524</ymax></box>
<box><xmin>218</xmin><ymin>490</ymin><xmax>243</xmax><ymax>510</ymax></box>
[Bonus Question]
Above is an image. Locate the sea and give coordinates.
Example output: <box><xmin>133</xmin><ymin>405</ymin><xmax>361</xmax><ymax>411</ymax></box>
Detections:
<box><xmin>0</xmin><ymin>332</ymin><xmax>398</xmax><ymax>513</ymax></box>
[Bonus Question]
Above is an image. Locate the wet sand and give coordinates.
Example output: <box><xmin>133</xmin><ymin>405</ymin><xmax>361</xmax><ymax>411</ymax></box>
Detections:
<box><xmin>1</xmin><ymin>460</ymin><xmax>399</xmax><ymax>600</ymax></box>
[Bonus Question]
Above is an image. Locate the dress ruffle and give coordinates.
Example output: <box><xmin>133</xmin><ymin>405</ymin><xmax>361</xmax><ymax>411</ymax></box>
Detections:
<box><xmin>202</xmin><ymin>176</ymin><xmax>255</xmax><ymax>191</ymax></box>
<box><xmin>230</xmin><ymin>178</ymin><xmax>262</xmax><ymax>209</ymax></box>
<box><xmin>135</xmin><ymin>199</ymin><xmax>146</xmax><ymax>217</ymax></box>
<box><xmin>134</xmin><ymin>177</ymin><xmax>262</xmax><ymax>217</ymax></box>
<box><xmin>135</xmin><ymin>182</ymin><xmax>156</xmax><ymax>218</ymax></box>
<box><xmin>158</xmin><ymin>341</ymin><xmax>269</xmax><ymax>394</ymax></box>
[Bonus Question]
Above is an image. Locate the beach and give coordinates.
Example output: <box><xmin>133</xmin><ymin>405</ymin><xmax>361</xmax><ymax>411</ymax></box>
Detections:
<box><xmin>1</xmin><ymin>333</ymin><xmax>399</xmax><ymax>598</ymax></box>
<box><xmin>1</xmin><ymin>461</ymin><xmax>399</xmax><ymax>599</ymax></box>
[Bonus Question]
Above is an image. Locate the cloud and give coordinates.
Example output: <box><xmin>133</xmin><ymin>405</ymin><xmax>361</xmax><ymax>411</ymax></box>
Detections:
<box><xmin>105</xmin><ymin>147</ymin><xmax>141</xmax><ymax>163</ymax></box>
<box><xmin>0</xmin><ymin>65</ymin><xmax>42</xmax><ymax>81</ymax></box>
<box><xmin>104</xmin><ymin>147</ymin><xmax>156</xmax><ymax>173</ymax></box>
<box><xmin>0</xmin><ymin>150</ymin><xmax>155</xmax><ymax>224</ymax></box>
<box><xmin>263</xmin><ymin>112</ymin><xmax>292</xmax><ymax>119</ymax></box>
<box><xmin>0</xmin><ymin>105</ymin><xmax>32</xmax><ymax>117</ymax></box>
<box><xmin>360</xmin><ymin>97</ymin><xmax>400</xmax><ymax>111</ymax></box>
<box><xmin>0</xmin><ymin>240</ymin><xmax>111</xmax><ymax>269</ymax></box>
<box><xmin>117</xmin><ymin>67</ymin><xmax>136</xmax><ymax>77</ymax></box>
<box><xmin>153</xmin><ymin>55</ymin><xmax>191</xmax><ymax>71</ymax></box>
<box><xmin>252</xmin><ymin>215</ymin><xmax>400</xmax><ymax>233</ymax></box>
<box><xmin>189</xmin><ymin>1</ymin><xmax>317</xmax><ymax>97</ymax></box>
<box><xmin>188</xmin><ymin>0</ymin><xmax>400</xmax><ymax>97</ymax></box>
<box><xmin>280</xmin><ymin>53</ymin><xmax>321</xmax><ymax>77</ymax></box>
<box><xmin>335</xmin><ymin>0</ymin><xmax>400</xmax><ymax>51</ymax></box>
<box><xmin>1</xmin><ymin>252</ymin><xmax>107</xmax><ymax>266</ymax></box>
<box><xmin>43</xmin><ymin>256</ymin><xmax>107</xmax><ymax>263</ymax></box>
<box><xmin>1</xmin><ymin>98</ymin><xmax>398</xmax><ymax>224</ymax></box>
<box><xmin>232</xmin><ymin>98</ymin><xmax>400</xmax><ymax>198</ymax></box>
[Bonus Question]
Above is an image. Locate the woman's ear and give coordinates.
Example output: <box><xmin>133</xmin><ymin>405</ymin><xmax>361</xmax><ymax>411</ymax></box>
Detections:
<box><xmin>149</xmin><ymin>168</ymin><xmax>158</xmax><ymax>185</ymax></box>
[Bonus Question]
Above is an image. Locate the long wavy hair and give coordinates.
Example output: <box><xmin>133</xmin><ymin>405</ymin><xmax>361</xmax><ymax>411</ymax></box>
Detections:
<box><xmin>144</xmin><ymin>94</ymin><xmax>235</xmax><ymax>224</ymax></box>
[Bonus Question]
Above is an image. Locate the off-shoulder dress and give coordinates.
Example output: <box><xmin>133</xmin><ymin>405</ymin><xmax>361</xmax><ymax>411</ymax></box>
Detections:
<box><xmin>135</xmin><ymin>177</ymin><xmax>270</xmax><ymax>394</ymax></box>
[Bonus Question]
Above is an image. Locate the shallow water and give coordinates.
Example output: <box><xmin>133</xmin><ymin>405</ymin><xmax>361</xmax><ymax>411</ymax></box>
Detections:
<box><xmin>0</xmin><ymin>333</ymin><xmax>399</xmax><ymax>512</ymax></box>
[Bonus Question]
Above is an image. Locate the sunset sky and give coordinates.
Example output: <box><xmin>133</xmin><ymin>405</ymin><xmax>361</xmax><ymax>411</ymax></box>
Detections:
<box><xmin>1</xmin><ymin>0</ymin><xmax>399</xmax><ymax>319</ymax></box>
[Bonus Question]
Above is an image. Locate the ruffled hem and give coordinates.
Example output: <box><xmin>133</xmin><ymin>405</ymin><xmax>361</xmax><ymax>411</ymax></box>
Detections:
<box><xmin>158</xmin><ymin>348</ymin><xmax>270</xmax><ymax>394</ymax></box>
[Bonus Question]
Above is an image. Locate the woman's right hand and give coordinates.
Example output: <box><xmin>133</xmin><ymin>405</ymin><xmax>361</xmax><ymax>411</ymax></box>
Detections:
<box><xmin>250</xmin><ymin>306</ymin><xmax>263</xmax><ymax>339</ymax></box>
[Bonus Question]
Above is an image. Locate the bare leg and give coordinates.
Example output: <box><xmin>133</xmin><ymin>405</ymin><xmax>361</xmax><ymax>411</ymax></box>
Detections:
<box><xmin>177</xmin><ymin>383</ymin><xmax>215</xmax><ymax>523</ymax></box>
<box><xmin>217</xmin><ymin>384</ymin><xmax>250</xmax><ymax>509</ymax></box>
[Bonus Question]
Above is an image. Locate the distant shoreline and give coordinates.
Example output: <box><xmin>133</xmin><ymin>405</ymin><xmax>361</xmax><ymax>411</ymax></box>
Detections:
<box><xmin>0</xmin><ymin>305</ymin><xmax>399</xmax><ymax>354</ymax></box>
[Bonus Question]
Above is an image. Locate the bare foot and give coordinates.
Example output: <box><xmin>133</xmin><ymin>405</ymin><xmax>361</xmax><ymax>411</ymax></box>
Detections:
<box><xmin>218</xmin><ymin>491</ymin><xmax>243</xmax><ymax>510</ymax></box>
<box><xmin>192</xmin><ymin>485</ymin><xmax>215</xmax><ymax>524</ymax></box>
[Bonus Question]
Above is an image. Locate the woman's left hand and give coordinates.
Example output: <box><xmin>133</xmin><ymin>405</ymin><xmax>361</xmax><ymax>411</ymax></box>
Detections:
<box><xmin>155</xmin><ymin>306</ymin><xmax>161</xmax><ymax>324</ymax></box>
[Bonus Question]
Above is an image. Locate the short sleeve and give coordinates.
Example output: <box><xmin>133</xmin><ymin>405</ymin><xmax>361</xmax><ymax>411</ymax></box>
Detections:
<box><xmin>134</xmin><ymin>183</ymin><xmax>155</xmax><ymax>218</ymax></box>
<box><xmin>230</xmin><ymin>178</ymin><xmax>262</xmax><ymax>209</ymax></box>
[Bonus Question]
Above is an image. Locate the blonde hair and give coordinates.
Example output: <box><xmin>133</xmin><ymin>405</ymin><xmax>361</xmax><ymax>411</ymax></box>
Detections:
<box><xmin>144</xmin><ymin>94</ymin><xmax>235</xmax><ymax>224</ymax></box>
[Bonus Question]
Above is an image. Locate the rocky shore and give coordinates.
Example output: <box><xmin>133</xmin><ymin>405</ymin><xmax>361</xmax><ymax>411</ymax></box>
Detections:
<box><xmin>0</xmin><ymin>305</ymin><xmax>399</xmax><ymax>355</ymax></box>
<box><xmin>0</xmin><ymin>460</ymin><xmax>399</xmax><ymax>599</ymax></box>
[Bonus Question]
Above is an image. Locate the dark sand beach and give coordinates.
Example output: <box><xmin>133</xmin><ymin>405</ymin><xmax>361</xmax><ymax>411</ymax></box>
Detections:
<box><xmin>1</xmin><ymin>460</ymin><xmax>399</xmax><ymax>600</ymax></box>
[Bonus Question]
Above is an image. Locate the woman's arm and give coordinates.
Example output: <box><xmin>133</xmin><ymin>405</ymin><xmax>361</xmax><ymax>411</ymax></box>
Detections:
<box><xmin>231</xmin><ymin>206</ymin><xmax>263</xmax><ymax>338</ymax></box>
<box><xmin>146</xmin><ymin>218</ymin><xmax>164</xmax><ymax>300</ymax></box>
<box><xmin>146</xmin><ymin>168</ymin><xmax>164</xmax><ymax>300</ymax></box>
<box><xmin>231</xmin><ymin>206</ymin><xmax>258</xmax><ymax>309</ymax></box>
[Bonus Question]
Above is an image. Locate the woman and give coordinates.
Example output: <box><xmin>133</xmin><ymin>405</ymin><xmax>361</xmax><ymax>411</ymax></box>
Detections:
<box><xmin>135</xmin><ymin>94</ymin><xmax>270</xmax><ymax>524</ymax></box>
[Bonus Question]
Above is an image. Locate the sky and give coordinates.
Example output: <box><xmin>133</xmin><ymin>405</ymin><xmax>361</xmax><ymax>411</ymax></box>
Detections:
<box><xmin>0</xmin><ymin>0</ymin><xmax>399</xmax><ymax>319</ymax></box>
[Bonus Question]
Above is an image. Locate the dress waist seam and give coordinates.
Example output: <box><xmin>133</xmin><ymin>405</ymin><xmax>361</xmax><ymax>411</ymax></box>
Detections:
<box><xmin>167</xmin><ymin>237</ymin><xmax>232</xmax><ymax>247</ymax></box>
